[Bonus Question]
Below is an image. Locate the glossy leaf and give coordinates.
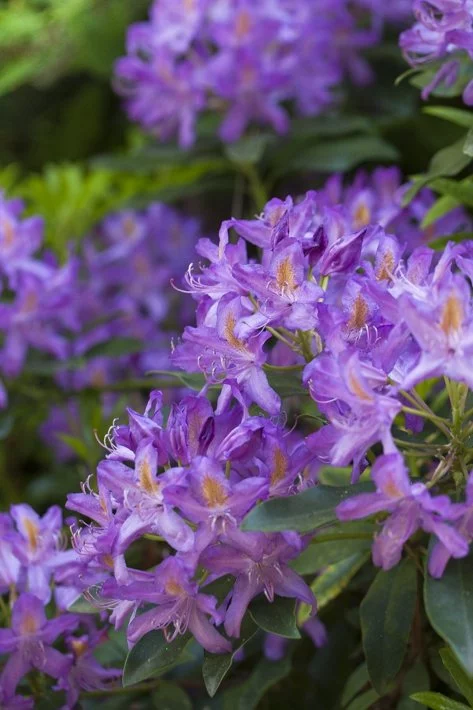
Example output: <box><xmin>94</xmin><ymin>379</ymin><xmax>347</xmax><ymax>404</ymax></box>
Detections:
<box><xmin>249</xmin><ymin>596</ymin><xmax>300</xmax><ymax>639</ymax></box>
<box><xmin>464</xmin><ymin>127</ymin><xmax>473</xmax><ymax>157</ymax></box>
<box><xmin>202</xmin><ymin>616</ymin><xmax>258</xmax><ymax>697</ymax></box>
<box><xmin>424</xmin><ymin>106</ymin><xmax>473</xmax><ymax>128</ymax></box>
<box><xmin>425</xmin><ymin>554</ymin><xmax>473</xmax><ymax>676</ymax></box>
<box><xmin>152</xmin><ymin>682</ymin><xmax>192</xmax><ymax>710</ymax></box>
<box><xmin>410</xmin><ymin>692</ymin><xmax>470</xmax><ymax>710</ymax></box>
<box><xmin>310</xmin><ymin>552</ymin><xmax>370</xmax><ymax>612</ymax></box>
<box><xmin>123</xmin><ymin>631</ymin><xmax>192</xmax><ymax>687</ymax></box>
<box><xmin>241</xmin><ymin>482</ymin><xmax>374</xmax><ymax>533</ymax></box>
<box><xmin>341</xmin><ymin>663</ymin><xmax>370</xmax><ymax>707</ymax></box>
<box><xmin>440</xmin><ymin>647</ymin><xmax>473</xmax><ymax>706</ymax></box>
<box><xmin>237</xmin><ymin>656</ymin><xmax>292</xmax><ymax>710</ymax></box>
<box><xmin>346</xmin><ymin>689</ymin><xmax>380</xmax><ymax>710</ymax></box>
<box><xmin>361</xmin><ymin>558</ymin><xmax>417</xmax><ymax>694</ymax></box>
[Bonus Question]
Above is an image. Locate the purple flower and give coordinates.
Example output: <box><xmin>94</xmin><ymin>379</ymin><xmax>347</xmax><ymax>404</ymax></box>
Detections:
<box><xmin>0</xmin><ymin>593</ymin><xmax>76</xmax><ymax>698</ymax></box>
<box><xmin>103</xmin><ymin>557</ymin><xmax>231</xmax><ymax>654</ymax></box>
<box><xmin>429</xmin><ymin>470</ymin><xmax>473</xmax><ymax>577</ymax></box>
<box><xmin>336</xmin><ymin>453</ymin><xmax>468</xmax><ymax>570</ymax></box>
<box><xmin>202</xmin><ymin>535</ymin><xmax>314</xmax><ymax>638</ymax></box>
<box><xmin>57</xmin><ymin>630</ymin><xmax>121</xmax><ymax>706</ymax></box>
<box><xmin>114</xmin><ymin>0</ymin><xmax>389</xmax><ymax>146</ymax></box>
<box><xmin>400</xmin><ymin>0</ymin><xmax>473</xmax><ymax>105</ymax></box>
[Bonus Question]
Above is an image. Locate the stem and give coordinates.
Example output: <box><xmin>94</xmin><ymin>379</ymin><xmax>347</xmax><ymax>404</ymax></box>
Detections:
<box><xmin>240</xmin><ymin>163</ymin><xmax>268</xmax><ymax>212</ymax></box>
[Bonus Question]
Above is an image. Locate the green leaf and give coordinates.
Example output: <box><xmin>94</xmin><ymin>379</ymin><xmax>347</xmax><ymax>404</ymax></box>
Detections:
<box><xmin>398</xmin><ymin>660</ymin><xmax>431</xmax><ymax>710</ymax></box>
<box><xmin>58</xmin><ymin>434</ymin><xmax>90</xmax><ymax>461</ymax></box>
<box><xmin>202</xmin><ymin>616</ymin><xmax>258</xmax><ymax>697</ymax></box>
<box><xmin>122</xmin><ymin>631</ymin><xmax>192</xmax><ymax>687</ymax></box>
<box><xmin>440</xmin><ymin>647</ymin><xmax>473</xmax><ymax>706</ymax></box>
<box><xmin>291</xmin><ymin>528</ymin><xmax>372</xmax><ymax>575</ymax></box>
<box><xmin>67</xmin><ymin>595</ymin><xmax>99</xmax><ymax>614</ymax></box>
<box><xmin>86</xmin><ymin>337</ymin><xmax>144</xmax><ymax>359</ymax></box>
<box><xmin>152</xmin><ymin>682</ymin><xmax>192</xmax><ymax>710</ymax></box>
<box><xmin>265</xmin><ymin>370</ymin><xmax>308</xmax><ymax>398</ymax></box>
<box><xmin>341</xmin><ymin>663</ymin><xmax>370</xmax><ymax>707</ymax></box>
<box><xmin>424</xmin><ymin>106</ymin><xmax>473</xmax><ymax>128</ymax></box>
<box><xmin>249</xmin><ymin>596</ymin><xmax>300</xmax><ymax>639</ymax></box>
<box><xmin>282</xmin><ymin>135</ymin><xmax>398</xmax><ymax>174</ymax></box>
<box><xmin>346</xmin><ymin>689</ymin><xmax>380</xmax><ymax>710</ymax></box>
<box><xmin>410</xmin><ymin>692</ymin><xmax>470</xmax><ymax>710</ymax></box>
<box><xmin>430</xmin><ymin>177</ymin><xmax>473</xmax><ymax>208</ymax></box>
<box><xmin>361</xmin><ymin>558</ymin><xmax>417</xmax><ymax>694</ymax></box>
<box><xmin>149</xmin><ymin>370</ymin><xmax>208</xmax><ymax>391</ymax></box>
<box><xmin>241</xmin><ymin>482</ymin><xmax>374</xmax><ymax>533</ymax></box>
<box><xmin>421</xmin><ymin>195</ymin><xmax>461</xmax><ymax>229</ymax></box>
<box><xmin>464</xmin><ymin>128</ymin><xmax>473</xmax><ymax>157</ymax></box>
<box><xmin>225</xmin><ymin>134</ymin><xmax>272</xmax><ymax>165</ymax></box>
<box><xmin>429</xmin><ymin>232</ymin><xmax>473</xmax><ymax>251</ymax></box>
<box><xmin>425</xmin><ymin>554</ymin><xmax>473</xmax><ymax>676</ymax></box>
<box><xmin>237</xmin><ymin>656</ymin><xmax>292</xmax><ymax>710</ymax></box>
<box><xmin>308</xmin><ymin>552</ymin><xmax>370</xmax><ymax>614</ymax></box>
<box><xmin>402</xmin><ymin>138</ymin><xmax>473</xmax><ymax>206</ymax></box>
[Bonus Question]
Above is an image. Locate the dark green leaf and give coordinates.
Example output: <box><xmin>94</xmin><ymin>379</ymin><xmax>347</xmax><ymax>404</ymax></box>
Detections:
<box><xmin>237</xmin><ymin>656</ymin><xmax>292</xmax><ymax>710</ymax></box>
<box><xmin>440</xmin><ymin>647</ymin><xmax>473</xmax><ymax>706</ymax></box>
<box><xmin>361</xmin><ymin>558</ymin><xmax>417</xmax><ymax>694</ymax></box>
<box><xmin>309</xmin><ymin>552</ymin><xmax>370</xmax><ymax>613</ymax></box>
<box><xmin>241</xmin><ymin>482</ymin><xmax>374</xmax><ymax>533</ymax></box>
<box><xmin>425</xmin><ymin>554</ymin><xmax>473</xmax><ymax>676</ymax></box>
<box><xmin>341</xmin><ymin>663</ymin><xmax>370</xmax><ymax>707</ymax></box>
<box><xmin>123</xmin><ymin>631</ymin><xmax>192</xmax><ymax>687</ymax></box>
<box><xmin>410</xmin><ymin>692</ymin><xmax>470</xmax><ymax>710</ymax></box>
<box><xmin>424</xmin><ymin>107</ymin><xmax>473</xmax><ymax>128</ymax></box>
<box><xmin>152</xmin><ymin>681</ymin><xmax>192</xmax><ymax>709</ymax></box>
<box><xmin>281</xmin><ymin>135</ymin><xmax>398</xmax><ymax>174</ymax></box>
<box><xmin>346</xmin><ymin>689</ymin><xmax>380</xmax><ymax>710</ymax></box>
<box><xmin>398</xmin><ymin>660</ymin><xmax>431</xmax><ymax>710</ymax></box>
<box><xmin>249</xmin><ymin>596</ymin><xmax>300</xmax><ymax>639</ymax></box>
<box><xmin>266</xmin><ymin>370</ymin><xmax>308</xmax><ymax>398</ymax></box>
<box><xmin>202</xmin><ymin>616</ymin><xmax>258</xmax><ymax>697</ymax></box>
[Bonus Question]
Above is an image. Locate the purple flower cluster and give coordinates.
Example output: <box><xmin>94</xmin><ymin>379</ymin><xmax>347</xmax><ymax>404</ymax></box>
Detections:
<box><xmin>168</xmin><ymin>167</ymin><xmax>473</xmax><ymax>577</ymax></box>
<box><xmin>0</xmin><ymin>193</ymin><xmax>78</xmax><ymax>407</ymax></box>
<box><xmin>40</xmin><ymin>203</ymin><xmax>201</xmax><ymax>458</ymax></box>
<box><xmin>114</xmin><ymin>0</ymin><xmax>408</xmax><ymax>147</ymax></box>
<box><xmin>400</xmin><ymin>0</ymin><xmax>473</xmax><ymax>103</ymax></box>
<box><xmin>67</xmin><ymin>390</ymin><xmax>318</xmax><ymax>653</ymax></box>
<box><xmin>0</xmin><ymin>505</ymin><xmax>120</xmax><ymax>707</ymax></box>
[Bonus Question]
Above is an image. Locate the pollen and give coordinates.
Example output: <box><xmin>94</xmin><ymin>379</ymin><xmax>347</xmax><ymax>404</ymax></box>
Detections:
<box><xmin>270</xmin><ymin>448</ymin><xmax>288</xmax><ymax>487</ymax></box>
<box><xmin>138</xmin><ymin>458</ymin><xmax>159</xmax><ymax>494</ymax></box>
<box><xmin>123</xmin><ymin>216</ymin><xmax>136</xmax><ymax>239</ymax></box>
<box><xmin>201</xmin><ymin>474</ymin><xmax>228</xmax><ymax>507</ymax></box>
<box><xmin>20</xmin><ymin>612</ymin><xmax>39</xmax><ymax>635</ymax></box>
<box><xmin>440</xmin><ymin>294</ymin><xmax>463</xmax><ymax>335</ymax></box>
<box><xmin>275</xmin><ymin>257</ymin><xmax>297</xmax><ymax>293</ymax></box>
<box><xmin>24</xmin><ymin>518</ymin><xmax>39</xmax><ymax>553</ymax></box>
<box><xmin>165</xmin><ymin>579</ymin><xmax>183</xmax><ymax>596</ymax></box>
<box><xmin>347</xmin><ymin>372</ymin><xmax>373</xmax><ymax>402</ymax></box>
<box><xmin>384</xmin><ymin>480</ymin><xmax>403</xmax><ymax>498</ymax></box>
<box><xmin>2</xmin><ymin>218</ymin><xmax>15</xmax><ymax>247</ymax></box>
<box><xmin>236</xmin><ymin>9</ymin><xmax>251</xmax><ymax>38</ymax></box>
<box><xmin>71</xmin><ymin>639</ymin><xmax>88</xmax><ymax>658</ymax></box>
<box><xmin>353</xmin><ymin>202</ymin><xmax>371</xmax><ymax>229</ymax></box>
<box><xmin>376</xmin><ymin>250</ymin><xmax>395</xmax><ymax>281</ymax></box>
<box><xmin>224</xmin><ymin>313</ymin><xmax>245</xmax><ymax>350</ymax></box>
<box><xmin>347</xmin><ymin>294</ymin><xmax>369</xmax><ymax>331</ymax></box>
